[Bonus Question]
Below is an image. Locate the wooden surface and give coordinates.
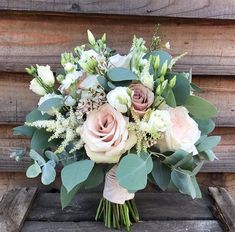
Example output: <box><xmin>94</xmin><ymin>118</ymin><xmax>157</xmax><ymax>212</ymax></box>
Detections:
<box><xmin>0</xmin><ymin>14</ymin><xmax>235</xmax><ymax>75</ymax></box>
<box><xmin>19</xmin><ymin>191</ymin><xmax>223</xmax><ymax>232</ymax></box>
<box><xmin>1</xmin><ymin>0</ymin><xmax>235</xmax><ymax>20</ymax></box>
<box><xmin>0</xmin><ymin>187</ymin><xmax>37</xmax><ymax>232</ymax></box>
<box><xmin>209</xmin><ymin>187</ymin><xmax>235</xmax><ymax>232</ymax></box>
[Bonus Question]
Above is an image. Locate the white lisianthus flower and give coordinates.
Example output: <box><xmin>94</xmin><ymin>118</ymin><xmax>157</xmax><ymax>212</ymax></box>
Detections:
<box><xmin>36</xmin><ymin>65</ymin><xmax>55</xmax><ymax>87</ymax></box>
<box><xmin>29</xmin><ymin>78</ymin><xmax>47</xmax><ymax>95</ymax></box>
<box><xmin>38</xmin><ymin>93</ymin><xmax>63</xmax><ymax>115</ymax></box>
<box><xmin>107</xmin><ymin>87</ymin><xmax>132</xmax><ymax>113</ymax></box>
<box><xmin>59</xmin><ymin>71</ymin><xmax>83</xmax><ymax>92</ymax></box>
<box><xmin>157</xmin><ymin>106</ymin><xmax>201</xmax><ymax>155</ymax></box>
<box><xmin>109</xmin><ymin>54</ymin><xmax>131</xmax><ymax>69</ymax></box>
<box><xmin>64</xmin><ymin>62</ymin><xmax>77</xmax><ymax>73</ymax></box>
<box><xmin>64</xmin><ymin>95</ymin><xmax>76</xmax><ymax>106</ymax></box>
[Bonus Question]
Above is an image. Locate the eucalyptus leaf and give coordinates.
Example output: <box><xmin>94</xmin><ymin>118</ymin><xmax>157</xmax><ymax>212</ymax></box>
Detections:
<box><xmin>61</xmin><ymin>160</ymin><xmax>94</xmax><ymax>192</ymax></box>
<box><xmin>41</xmin><ymin>160</ymin><xmax>56</xmax><ymax>185</ymax></box>
<box><xmin>201</xmin><ymin>150</ymin><xmax>217</xmax><ymax>161</ymax></box>
<box><xmin>190</xmin><ymin>82</ymin><xmax>203</xmax><ymax>93</ymax></box>
<box><xmin>191</xmin><ymin>176</ymin><xmax>202</xmax><ymax>198</ymax></box>
<box><xmin>13</xmin><ymin>125</ymin><xmax>35</xmax><ymax>137</ymax></box>
<box><xmin>38</xmin><ymin>97</ymin><xmax>63</xmax><ymax>112</ymax></box>
<box><xmin>26</xmin><ymin>108</ymin><xmax>50</xmax><ymax>122</ymax></box>
<box><xmin>152</xmin><ymin>160</ymin><xmax>171</xmax><ymax>191</ymax></box>
<box><xmin>60</xmin><ymin>184</ymin><xmax>81</xmax><ymax>209</ymax></box>
<box><xmin>107</xmin><ymin>67</ymin><xmax>137</xmax><ymax>82</ymax></box>
<box><xmin>97</xmin><ymin>75</ymin><xmax>110</xmax><ymax>91</ymax></box>
<box><xmin>185</xmin><ymin>96</ymin><xmax>218</xmax><ymax>119</ymax></box>
<box><xmin>140</xmin><ymin>151</ymin><xmax>153</xmax><ymax>174</ymax></box>
<box><xmin>45</xmin><ymin>150</ymin><xmax>59</xmax><ymax>163</ymax></box>
<box><xmin>83</xmin><ymin>165</ymin><xmax>104</xmax><ymax>189</ymax></box>
<box><xmin>197</xmin><ymin>136</ymin><xmax>221</xmax><ymax>152</ymax></box>
<box><xmin>26</xmin><ymin>162</ymin><xmax>41</xmax><ymax>178</ymax></box>
<box><xmin>29</xmin><ymin>149</ymin><xmax>45</xmax><ymax>166</ymax></box>
<box><xmin>116</xmin><ymin>154</ymin><xmax>148</xmax><ymax>192</ymax></box>
<box><xmin>194</xmin><ymin>118</ymin><xmax>215</xmax><ymax>135</ymax></box>
<box><xmin>165</xmin><ymin>88</ymin><xmax>176</xmax><ymax>107</ymax></box>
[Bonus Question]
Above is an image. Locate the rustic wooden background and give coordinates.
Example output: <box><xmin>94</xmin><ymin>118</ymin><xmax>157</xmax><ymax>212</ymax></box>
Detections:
<box><xmin>0</xmin><ymin>0</ymin><xmax>235</xmax><ymax>199</ymax></box>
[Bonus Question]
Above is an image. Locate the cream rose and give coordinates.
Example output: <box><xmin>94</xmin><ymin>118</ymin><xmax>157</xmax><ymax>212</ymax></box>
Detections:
<box><xmin>108</xmin><ymin>54</ymin><xmax>131</xmax><ymax>69</ymax></box>
<box><xmin>29</xmin><ymin>78</ymin><xmax>47</xmax><ymax>95</ymax></box>
<box><xmin>81</xmin><ymin>104</ymin><xmax>137</xmax><ymax>163</ymax></box>
<box><xmin>130</xmin><ymin>83</ymin><xmax>154</xmax><ymax>117</ymax></box>
<box><xmin>157</xmin><ymin>106</ymin><xmax>201</xmax><ymax>155</ymax></box>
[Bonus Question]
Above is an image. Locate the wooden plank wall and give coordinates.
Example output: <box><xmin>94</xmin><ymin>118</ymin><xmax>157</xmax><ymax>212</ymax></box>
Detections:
<box><xmin>0</xmin><ymin>0</ymin><xmax>235</xmax><ymax>197</ymax></box>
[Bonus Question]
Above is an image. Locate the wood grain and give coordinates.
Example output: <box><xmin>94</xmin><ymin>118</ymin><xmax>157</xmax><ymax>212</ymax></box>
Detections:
<box><xmin>0</xmin><ymin>187</ymin><xmax>37</xmax><ymax>232</ymax></box>
<box><xmin>209</xmin><ymin>187</ymin><xmax>235</xmax><ymax>232</ymax></box>
<box><xmin>21</xmin><ymin>220</ymin><xmax>223</xmax><ymax>232</ymax></box>
<box><xmin>0</xmin><ymin>14</ymin><xmax>235</xmax><ymax>75</ymax></box>
<box><xmin>1</xmin><ymin>0</ymin><xmax>235</xmax><ymax>20</ymax></box>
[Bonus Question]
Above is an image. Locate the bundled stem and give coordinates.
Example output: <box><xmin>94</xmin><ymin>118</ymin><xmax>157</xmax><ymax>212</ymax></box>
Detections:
<box><xmin>95</xmin><ymin>198</ymin><xmax>139</xmax><ymax>231</ymax></box>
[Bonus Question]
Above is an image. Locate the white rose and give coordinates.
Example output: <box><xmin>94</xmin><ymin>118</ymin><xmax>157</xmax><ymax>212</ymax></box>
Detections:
<box><xmin>141</xmin><ymin>110</ymin><xmax>171</xmax><ymax>134</ymax></box>
<box><xmin>38</xmin><ymin>93</ymin><xmax>63</xmax><ymax>115</ymax></box>
<box><xmin>157</xmin><ymin>106</ymin><xmax>201</xmax><ymax>155</ymax></box>
<box><xmin>29</xmin><ymin>78</ymin><xmax>47</xmax><ymax>95</ymax></box>
<box><xmin>107</xmin><ymin>87</ymin><xmax>132</xmax><ymax>113</ymax></box>
<box><xmin>109</xmin><ymin>54</ymin><xmax>131</xmax><ymax>69</ymax></box>
<box><xmin>36</xmin><ymin>65</ymin><xmax>55</xmax><ymax>87</ymax></box>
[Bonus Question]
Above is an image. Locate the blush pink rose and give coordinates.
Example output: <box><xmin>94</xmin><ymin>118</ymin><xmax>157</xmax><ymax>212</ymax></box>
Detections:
<box><xmin>130</xmin><ymin>83</ymin><xmax>154</xmax><ymax>117</ymax></box>
<box><xmin>80</xmin><ymin>104</ymin><xmax>137</xmax><ymax>163</ymax></box>
<box><xmin>157</xmin><ymin>106</ymin><xmax>201</xmax><ymax>155</ymax></box>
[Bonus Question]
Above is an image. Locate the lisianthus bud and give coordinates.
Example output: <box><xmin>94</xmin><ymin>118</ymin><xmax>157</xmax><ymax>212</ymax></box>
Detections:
<box><xmin>29</xmin><ymin>78</ymin><xmax>47</xmax><ymax>95</ymax></box>
<box><xmin>107</xmin><ymin>87</ymin><xmax>132</xmax><ymax>113</ymax></box>
<box><xmin>36</xmin><ymin>65</ymin><xmax>55</xmax><ymax>87</ymax></box>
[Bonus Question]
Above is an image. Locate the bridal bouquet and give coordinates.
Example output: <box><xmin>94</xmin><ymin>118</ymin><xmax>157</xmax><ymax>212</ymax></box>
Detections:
<box><xmin>13</xmin><ymin>29</ymin><xmax>220</xmax><ymax>231</ymax></box>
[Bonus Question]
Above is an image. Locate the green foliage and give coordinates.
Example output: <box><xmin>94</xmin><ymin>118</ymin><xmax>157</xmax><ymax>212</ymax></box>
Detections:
<box><xmin>197</xmin><ymin>136</ymin><xmax>221</xmax><ymax>152</ymax></box>
<box><xmin>83</xmin><ymin>165</ymin><xmax>104</xmax><ymax>189</ymax></box>
<box><xmin>107</xmin><ymin>68</ymin><xmax>137</xmax><ymax>82</ymax></box>
<box><xmin>38</xmin><ymin>97</ymin><xmax>63</xmax><ymax>112</ymax></box>
<box><xmin>26</xmin><ymin>162</ymin><xmax>41</xmax><ymax>178</ymax></box>
<box><xmin>185</xmin><ymin>96</ymin><xmax>218</xmax><ymax>119</ymax></box>
<box><xmin>60</xmin><ymin>184</ymin><xmax>81</xmax><ymax>209</ymax></box>
<box><xmin>26</xmin><ymin>108</ymin><xmax>50</xmax><ymax>122</ymax></box>
<box><xmin>152</xmin><ymin>160</ymin><xmax>171</xmax><ymax>190</ymax></box>
<box><xmin>61</xmin><ymin>160</ymin><xmax>94</xmax><ymax>192</ymax></box>
<box><xmin>165</xmin><ymin>88</ymin><xmax>176</xmax><ymax>107</ymax></box>
<box><xmin>116</xmin><ymin>154</ymin><xmax>148</xmax><ymax>192</ymax></box>
<box><xmin>45</xmin><ymin>150</ymin><xmax>59</xmax><ymax>163</ymax></box>
<box><xmin>200</xmin><ymin>150</ymin><xmax>217</xmax><ymax>161</ymax></box>
<box><xmin>13</xmin><ymin>125</ymin><xmax>35</xmax><ymax>137</ymax></box>
<box><xmin>41</xmin><ymin>160</ymin><xmax>56</xmax><ymax>185</ymax></box>
<box><xmin>140</xmin><ymin>151</ymin><xmax>153</xmax><ymax>174</ymax></box>
<box><xmin>194</xmin><ymin>118</ymin><xmax>215</xmax><ymax>135</ymax></box>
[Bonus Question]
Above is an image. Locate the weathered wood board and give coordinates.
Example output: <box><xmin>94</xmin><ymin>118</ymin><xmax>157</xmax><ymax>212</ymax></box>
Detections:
<box><xmin>1</xmin><ymin>0</ymin><xmax>235</xmax><ymax>20</ymax></box>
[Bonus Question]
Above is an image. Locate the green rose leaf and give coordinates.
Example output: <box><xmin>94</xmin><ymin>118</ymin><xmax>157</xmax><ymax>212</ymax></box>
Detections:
<box><xmin>116</xmin><ymin>154</ymin><xmax>148</xmax><ymax>192</ymax></box>
<box><xmin>83</xmin><ymin>165</ymin><xmax>104</xmax><ymax>189</ymax></box>
<box><xmin>197</xmin><ymin>136</ymin><xmax>221</xmax><ymax>152</ymax></box>
<box><xmin>41</xmin><ymin>160</ymin><xmax>56</xmax><ymax>185</ymax></box>
<box><xmin>152</xmin><ymin>160</ymin><xmax>171</xmax><ymax>191</ymax></box>
<box><xmin>13</xmin><ymin>125</ymin><xmax>35</xmax><ymax>138</ymax></box>
<box><xmin>185</xmin><ymin>96</ymin><xmax>218</xmax><ymax>119</ymax></box>
<box><xmin>60</xmin><ymin>184</ymin><xmax>81</xmax><ymax>209</ymax></box>
<box><xmin>38</xmin><ymin>97</ymin><xmax>63</xmax><ymax>112</ymax></box>
<box><xmin>171</xmin><ymin>169</ymin><xmax>196</xmax><ymax>199</ymax></box>
<box><xmin>107</xmin><ymin>67</ymin><xmax>137</xmax><ymax>82</ymax></box>
<box><xmin>26</xmin><ymin>162</ymin><xmax>41</xmax><ymax>178</ymax></box>
<box><xmin>140</xmin><ymin>151</ymin><xmax>153</xmax><ymax>174</ymax></box>
<box><xmin>61</xmin><ymin>160</ymin><xmax>94</xmax><ymax>192</ymax></box>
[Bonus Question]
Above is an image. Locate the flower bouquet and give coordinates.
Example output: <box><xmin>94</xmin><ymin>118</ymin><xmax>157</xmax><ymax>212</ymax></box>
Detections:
<box><xmin>13</xmin><ymin>28</ymin><xmax>220</xmax><ymax>231</ymax></box>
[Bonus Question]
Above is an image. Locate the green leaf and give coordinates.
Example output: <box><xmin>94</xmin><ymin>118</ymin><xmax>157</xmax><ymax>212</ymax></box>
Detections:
<box><xmin>194</xmin><ymin>118</ymin><xmax>215</xmax><ymax>135</ymax></box>
<box><xmin>29</xmin><ymin>149</ymin><xmax>45</xmax><ymax>166</ymax></box>
<box><xmin>140</xmin><ymin>151</ymin><xmax>153</xmax><ymax>174</ymax></box>
<box><xmin>165</xmin><ymin>88</ymin><xmax>176</xmax><ymax>107</ymax></box>
<box><xmin>192</xmin><ymin>161</ymin><xmax>204</xmax><ymax>175</ymax></box>
<box><xmin>197</xmin><ymin>136</ymin><xmax>221</xmax><ymax>152</ymax></box>
<box><xmin>83</xmin><ymin>165</ymin><xmax>104</xmax><ymax>189</ymax></box>
<box><xmin>171</xmin><ymin>169</ymin><xmax>196</xmax><ymax>199</ymax></box>
<box><xmin>26</xmin><ymin>162</ymin><xmax>41</xmax><ymax>178</ymax></box>
<box><xmin>38</xmin><ymin>97</ymin><xmax>63</xmax><ymax>112</ymax></box>
<box><xmin>31</xmin><ymin>129</ymin><xmax>55</xmax><ymax>150</ymax></box>
<box><xmin>116</xmin><ymin>154</ymin><xmax>148</xmax><ymax>192</ymax></box>
<box><xmin>107</xmin><ymin>67</ymin><xmax>137</xmax><ymax>82</ymax></box>
<box><xmin>97</xmin><ymin>75</ymin><xmax>110</xmax><ymax>91</ymax></box>
<box><xmin>60</xmin><ymin>184</ymin><xmax>80</xmax><ymax>209</ymax></box>
<box><xmin>45</xmin><ymin>150</ymin><xmax>59</xmax><ymax>163</ymax></box>
<box><xmin>191</xmin><ymin>176</ymin><xmax>202</xmax><ymax>198</ymax></box>
<box><xmin>26</xmin><ymin>108</ymin><xmax>50</xmax><ymax>122</ymax></box>
<box><xmin>190</xmin><ymin>82</ymin><xmax>203</xmax><ymax>93</ymax></box>
<box><xmin>166</xmin><ymin>73</ymin><xmax>190</xmax><ymax>105</ymax></box>
<box><xmin>13</xmin><ymin>125</ymin><xmax>35</xmax><ymax>137</ymax></box>
<box><xmin>152</xmin><ymin>160</ymin><xmax>171</xmax><ymax>191</ymax></box>
<box><xmin>61</xmin><ymin>160</ymin><xmax>94</xmax><ymax>192</ymax></box>
<box><xmin>163</xmin><ymin>150</ymin><xmax>193</xmax><ymax>170</ymax></box>
<box><xmin>173</xmin><ymin>153</ymin><xmax>193</xmax><ymax>169</ymax></box>
<box><xmin>201</xmin><ymin>150</ymin><xmax>217</xmax><ymax>161</ymax></box>
<box><xmin>185</xmin><ymin>96</ymin><xmax>218</xmax><ymax>119</ymax></box>
<box><xmin>41</xmin><ymin>160</ymin><xmax>56</xmax><ymax>185</ymax></box>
